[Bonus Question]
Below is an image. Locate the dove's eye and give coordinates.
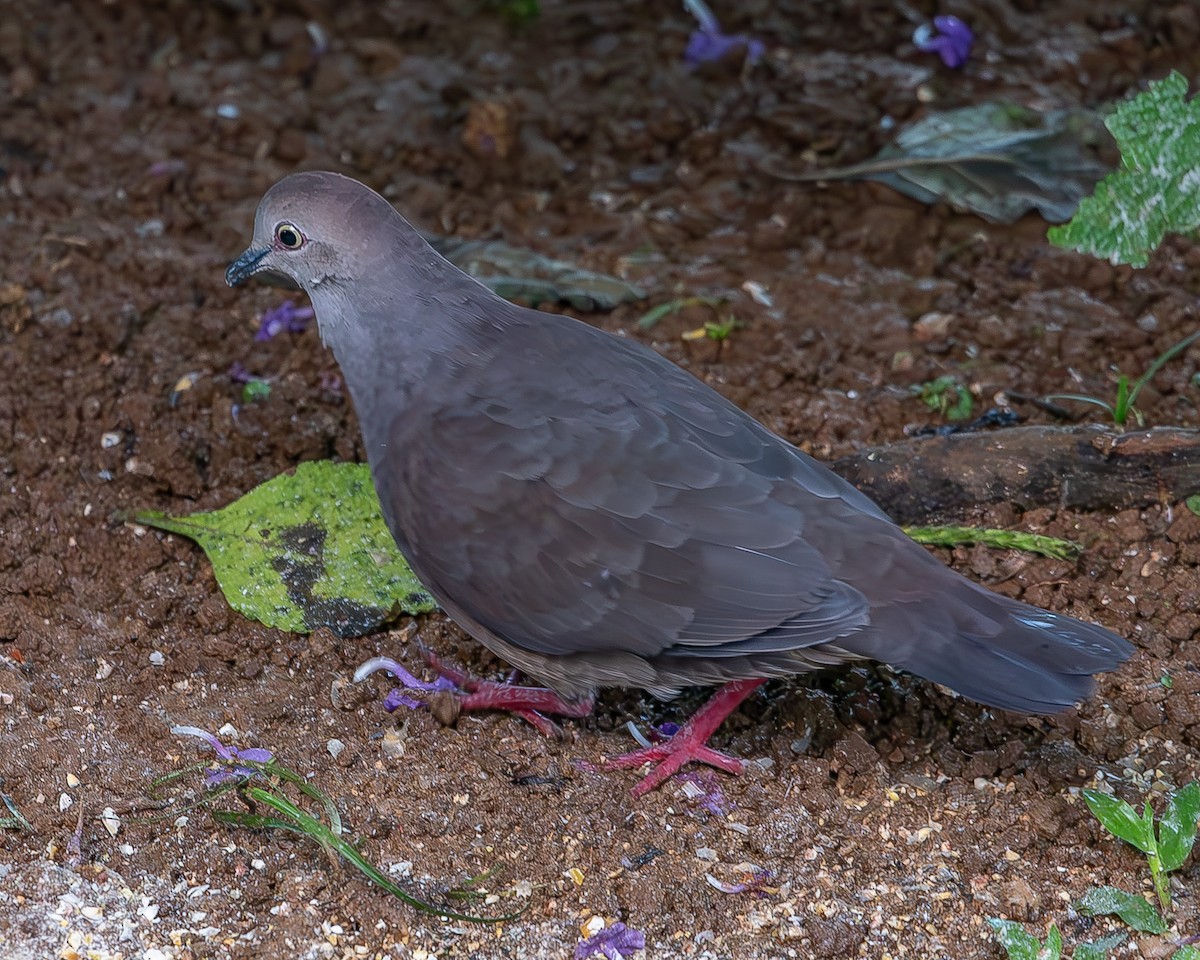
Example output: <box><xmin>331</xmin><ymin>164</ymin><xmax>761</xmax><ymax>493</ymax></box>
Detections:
<box><xmin>275</xmin><ymin>223</ymin><xmax>304</xmax><ymax>250</ymax></box>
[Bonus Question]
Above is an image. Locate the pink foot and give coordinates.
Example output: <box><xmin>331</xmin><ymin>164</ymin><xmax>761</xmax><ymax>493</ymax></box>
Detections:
<box><xmin>421</xmin><ymin>647</ymin><xmax>594</xmax><ymax>738</ymax></box>
<box><xmin>601</xmin><ymin>679</ymin><xmax>766</xmax><ymax>796</ymax></box>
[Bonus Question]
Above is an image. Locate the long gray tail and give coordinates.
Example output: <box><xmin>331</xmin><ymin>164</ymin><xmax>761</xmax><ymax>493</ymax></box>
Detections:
<box><xmin>852</xmin><ymin>579</ymin><xmax>1134</xmax><ymax>714</ymax></box>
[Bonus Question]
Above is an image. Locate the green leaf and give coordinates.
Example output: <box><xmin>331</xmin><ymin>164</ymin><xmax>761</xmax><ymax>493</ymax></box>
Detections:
<box><xmin>1073</xmin><ymin>934</ymin><xmax>1128</xmax><ymax>960</ymax></box>
<box><xmin>242</xmin><ymin>379</ymin><xmax>271</xmax><ymax>403</ymax></box>
<box><xmin>1158</xmin><ymin>782</ymin><xmax>1200</xmax><ymax>872</ymax></box>
<box><xmin>1077</xmin><ymin>886</ymin><xmax>1167</xmax><ymax>934</ymax></box>
<box><xmin>1082</xmin><ymin>788</ymin><xmax>1156</xmax><ymax>853</ymax></box>
<box><xmin>987</xmin><ymin>919</ymin><xmax>1045</xmax><ymax>960</ymax></box>
<box><xmin>1043</xmin><ymin>925</ymin><xmax>1063</xmax><ymax>960</ymax></box>
<box><xmin>1049</xmin><ymin>71</ymin><xmax>1200</xmax><ymax>266</ymax></box>
<box><xmin>905</xmin><ymin>525</ymin><xmax>1079</xmax><ymax>561</ymax></box>
<box><xmin>1172</xmin><ymin>947</ymin><xmax>1200</xmax><ymax>960</ymax></box>
<box><xmin>1111</xmin><ymin>375</ymin><xmax>1131</xmax><ymax>426</ymax></box>
<box><xmin>1186</xmin><ymin>495</ymin><xmax>1200</xmax><ymax>518</ymax></box>
<box><xmin>637</xmin><ymin>296</ymin><xmax>724</xmax><ymax>330</ymax></box>
<box><xmin>776</xmin><ymin>103</ymin><xmax>1113</xmax><ymax>224</ymax></box>
<box><xmin>132</xmin><ymin>461</ymin><xmax>435</xmax><ymax>637</ymax></box>
<box><xmin>428</xmin><ymin>235</ymin><xmax>644</xmax><ymax>311</ymax></box>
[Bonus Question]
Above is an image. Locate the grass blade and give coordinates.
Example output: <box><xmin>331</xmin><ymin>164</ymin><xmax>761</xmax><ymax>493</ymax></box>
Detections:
<box><xmin>242</xmin><ymin>787</ymin><xmax>523</xmax><ymax>923</ymax></box>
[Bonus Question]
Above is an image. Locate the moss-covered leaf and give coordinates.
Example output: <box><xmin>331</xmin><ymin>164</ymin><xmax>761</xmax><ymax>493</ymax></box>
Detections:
<box><xmin>133</xmin><ymin>461</ymin><xmax>435</xmax><ymax>637</ymax></box>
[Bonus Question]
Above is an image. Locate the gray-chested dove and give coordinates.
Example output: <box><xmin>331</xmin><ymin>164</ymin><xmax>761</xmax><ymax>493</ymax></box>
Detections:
<box><xmin>226</xmin><ymin>171</ymin><xmax>1132</xmax><ymax>795</ymax></box>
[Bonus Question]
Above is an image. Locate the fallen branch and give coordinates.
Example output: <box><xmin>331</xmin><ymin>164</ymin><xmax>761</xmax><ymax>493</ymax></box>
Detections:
<box><xmin>831</xmin><ymin>424</ymin><xmax>1200</xmax><ymax>523</ymax></box>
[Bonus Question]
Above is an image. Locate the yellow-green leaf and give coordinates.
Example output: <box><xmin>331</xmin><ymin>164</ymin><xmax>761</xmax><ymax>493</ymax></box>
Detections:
<box><xmin>133</xmin><ymin>461</ymin><xmax>435</xmax><ymax>637</ymax></box>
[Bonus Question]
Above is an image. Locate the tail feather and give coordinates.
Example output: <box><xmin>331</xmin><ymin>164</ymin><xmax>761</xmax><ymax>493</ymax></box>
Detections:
<box><xmin>849</xmin><ymin>582</ymin><xmax>1134</xmax><ymax>714</ymax></box>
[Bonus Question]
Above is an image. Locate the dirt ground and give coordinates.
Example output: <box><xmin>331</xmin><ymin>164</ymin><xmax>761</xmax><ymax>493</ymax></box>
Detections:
<box><xmin>3</xmin><ymin>1</ymin><xmax>1200</xmax><ymax>957</ymax></box>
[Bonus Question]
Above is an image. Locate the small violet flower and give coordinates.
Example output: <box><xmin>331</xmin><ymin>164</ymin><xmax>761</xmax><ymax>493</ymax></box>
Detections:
<box><xmin>172</xmin><ymin>725</ymin><xmax>274</xmax><ymax>787</ymax></box>
<box><xmin>355</xmin><ymin>656</ymin><xmax>458</xmax><ymax>712</ymax></box>
<box><xmin>255</xmin><ymin>300</ymin><xmax>314</xmax><ymax>341</ymax></box>
<box><xmin>913</xmin><ymin>15</ymin><xmax>974</xmax><ymax>69</ymax></box>
<box><xmin>575</xmin><ymin>922</ymin><xmax>646</xmax><ymax>960</ymax></box>
<box><xmin>705</xmin><ymin>865</ymin><xmax>774</xmax><ymax>896</ymax></box>
<box><xmin>674</xmin><ymin>769</ymin><xmax>730</xmax><ymax>817</ymax></box>
<box><xmin>682</xmin><ymin>0</ymin><xmax>764</xmax><ymax>68</ymax></box>
<box><xmin>147</xmin><ymin>159</ymin><xmax>187</xmax><ymax>177</ymax></box>
<box><xmin>624</xmin><ymin>719</ymin><xmax>680</xmax><ymax>749</ymax></box>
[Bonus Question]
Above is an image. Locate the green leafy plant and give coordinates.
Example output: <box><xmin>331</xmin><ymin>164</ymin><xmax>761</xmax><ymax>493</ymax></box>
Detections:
<box><xmin>683</xmin><ymin>317</ymin><xmax>739</xmax><ymax>342</ymax></box>
<box><xmin>990</xmin><ymin>783</ymin><xmax>1200</xmax><ymax>958</ymax></box>
<box><xmin>912</xmin><ymin>375</ymin><xmax>974</xmax><ymax>421</ymax></box>
<box><xmin>1082</xmin><ymin>781</ymin><xmax>1200</xmax><ymax>916</ymax></box>
<box><xmin>1049</xmin><ymin>71</ymin><xmax>1200</xmax><ymax>267</ymax></box>
<box><xmin>988</xmin><ymin>920</ymin><xmax>1127</xmax><ymax>960</ymax></box>
<box><xmin>1044</xmin><ymin>328</ymin><xmax>1200</xmax><ymax>429</ymax></box>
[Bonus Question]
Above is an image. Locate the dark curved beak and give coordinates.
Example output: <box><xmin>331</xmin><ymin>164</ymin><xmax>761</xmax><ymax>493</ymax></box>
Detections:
<box><xmin>225</xmin><ymin>246</ymin><xmax>269</xmax><ymax>287</ymax></box>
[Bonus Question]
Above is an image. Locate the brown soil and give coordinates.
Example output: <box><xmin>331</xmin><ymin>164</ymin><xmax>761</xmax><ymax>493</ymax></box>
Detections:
<box><xmin>3</xmin><ymin>2</ymin><xmax>1200</xmax><ymax>958</ymax></box>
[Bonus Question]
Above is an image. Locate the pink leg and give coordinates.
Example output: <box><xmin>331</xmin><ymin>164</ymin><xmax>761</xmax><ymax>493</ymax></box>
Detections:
<box><xmin>421</xmin><ymin>647</ymin><xmax>594</xmax><ymax>737</ymax></box>
<box><xmin>602</xmin><ymin>679</ymin><xmax>766</xmax><ymax>796</ymax></box>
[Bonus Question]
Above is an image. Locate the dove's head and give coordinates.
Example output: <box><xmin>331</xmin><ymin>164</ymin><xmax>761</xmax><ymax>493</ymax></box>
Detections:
<box><xmin>225</xmin><ymin>171</ymin><xmax>404</xmax><ymax>295</ymax></box>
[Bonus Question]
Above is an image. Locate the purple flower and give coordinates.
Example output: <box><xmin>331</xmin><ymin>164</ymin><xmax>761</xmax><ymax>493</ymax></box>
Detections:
<box><xmin>147</xmin><ymin>159</ymin><xmax>187</xmax><ymax>177</ymax></box>
<box><xmin>355</xmin><ymin>656</ymin><xmax>458</xmax><ymax>711</ymax></box>
<box><xmin>228</xmin><ymin>361</ymin><xmax>254</xmax><ymax>384</ymax></box>
<box><xmin>675</xmin><ymin>770</ymin><xmax>730</xmax><ymax>816</ymax></box>
<box><xmin>575</xmin><ymin>922</ymin><xmax>645</xmax><ymax>960</ymax></box>
<box><xmin>318</xmin><ymin>370</ymin><xmax>343</xmax><ymax>395</ymax></box>
<box><xmin>913</xmin><ymin>15</ymin><xmax>974</xmax><ymax>69</ymax></box>
<box><xmin>624</xmin><ymin>719</ymin><xmax>680</xmax><ymax>749</ymax></box>
<box><xmin>255</xmin><ymin>300</ymin><xmax>314</xmax><ymax>341</ymax></box>
<box><xmin>172</xmin><ymin>725</ymin><xmax>274</xmax><ymax>787</ymax></box>
<box><xmin>704</xmin><ymin>865</ymin><xmax>774</xmax><ymax>895</ymax></box>
<box><xmin>683</xmin><ymin>0</ymin><xmax>764</xmax><ymax>68</ymax></box>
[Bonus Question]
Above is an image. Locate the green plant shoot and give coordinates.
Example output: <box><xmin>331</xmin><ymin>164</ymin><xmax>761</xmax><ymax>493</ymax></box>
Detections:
<box><xmin>1082</xmin><ymin>782</ymin><xmax>1200</xmax><ymax>915</ymax></box>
